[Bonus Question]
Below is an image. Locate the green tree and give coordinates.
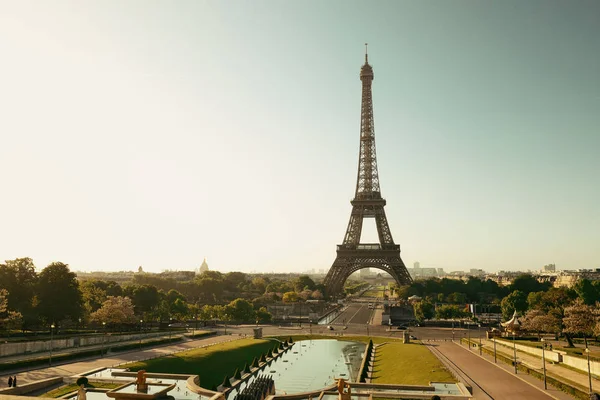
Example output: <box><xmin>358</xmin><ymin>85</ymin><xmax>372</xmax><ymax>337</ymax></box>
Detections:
<box><xmin>294</xmin><ymin>275</ymin><xmax>316</xmax><ymax>292</ymax></box>
<box><xmin>37</xmin><ymin>262</ymin><xmax>83</xmax><ymax>323</ymax></box>
<box><xmin>255</xmin><ymin>307</ymin><xmax>272</xmax><ymax>323</ymax></box>
<box><xmin>509</xmin><ymin>274</ymin><xmax>550</xmax><ymax>295</ymax></box>
<box><xmin>0</xmin><ymin>258</ymin><xmax>38</xmax><ymax>326</ymax></box>
<box><xmin>413</xmin><ymin>300</ymin><xmax>434</xmax><ymax>322</ymax></box>
<box><xmin>226</xmin><ymin>298</ymin><xmax>256</xmax><ymax>322</ymax></box>
<box><xmin>500</xmin><ymin>290</ymin><xmax>528</xmax><ymax>320</ymax></box>
<box><xmin>435</xmin><ymin>304</ymin><xmax>469</xmax><ymax>320</ymax></box>
<box><xmin>0</xmin><ymin>289</ymin><xmax>23</xmax><ymax>333</ymax></box>
<box><xmin>130</xmin><ymin>285</ymin><xmax>160</xmax><ymax>316</ymax></box>
<box><xmin>573</xmin><ymin>278</ymin><xmax>599</xmax><ymax>305</ymax></box>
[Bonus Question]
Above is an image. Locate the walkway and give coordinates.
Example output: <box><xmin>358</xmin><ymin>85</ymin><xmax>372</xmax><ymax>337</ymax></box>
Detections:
<box><xmin>0</xmin><ymin>334</ymin><xmax>239</xmax><ymax>387</ymax></box>
<box><xmin>481</xmin><ymin>338</ymin><xmax>599</xmax><ymax>394</ymax></box>
<box><xmin>431</xmin><ymin>341</ymin><xmax>572</xmax><ymax>400</ymax></box>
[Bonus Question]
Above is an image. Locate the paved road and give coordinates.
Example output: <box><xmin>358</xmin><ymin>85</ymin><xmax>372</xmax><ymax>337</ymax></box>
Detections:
<box><xmin>432</xmin><ymin>342</ymin><xmax>561</xmax><ymax>400</ymax></box>
<box><xmin>329</xmin><ymin>303</ymin><xmax>375</xmax><ymax>325</ymax></box>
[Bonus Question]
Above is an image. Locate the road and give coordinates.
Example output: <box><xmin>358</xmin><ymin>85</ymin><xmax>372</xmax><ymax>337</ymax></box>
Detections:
<box><xmin>330</xmin><ymin>303</ymin><xmax>375</xmax><ymax>325</ymax></box>
<box><xmin>431</xmin><ymin>341</ymin><xmax>569</xmax><ymax>400</ymax></box>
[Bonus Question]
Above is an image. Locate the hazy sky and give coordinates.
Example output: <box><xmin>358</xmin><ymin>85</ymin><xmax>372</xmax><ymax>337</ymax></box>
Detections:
<box><xmin>1</xmin><ymin>1</ymin><xmax>598</xmax><ymax>274</ymax></box>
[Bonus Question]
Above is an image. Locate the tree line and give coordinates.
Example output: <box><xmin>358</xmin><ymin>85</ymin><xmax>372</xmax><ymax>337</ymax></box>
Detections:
<box><xmin>0</xmin><ymin>258</ymin><xmax>326</xmax><ymax>332</ymax></box>
<box><xmin>396</xmin><ymin>274</ymin><xmax>600</xmax><ymax>344</ymax></box>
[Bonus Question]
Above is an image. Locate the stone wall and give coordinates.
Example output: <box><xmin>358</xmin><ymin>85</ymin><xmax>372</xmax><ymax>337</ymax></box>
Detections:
<box><xmin>493</xmin><ymin>339</ymin><xmax>562</xmax><ymax>363</ymax></box>
<box><xmin>0</xmin><ymin>332</ymin><xmax>163</xmax><ymax>357</ymax></box>
<box><xmin>561</xmin><ymin>354</ymin><xmax>600</xmax><ymax>376</ymax></box>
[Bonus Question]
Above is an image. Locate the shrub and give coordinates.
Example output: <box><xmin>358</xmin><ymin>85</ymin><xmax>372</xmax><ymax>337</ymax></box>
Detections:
<box><xmin>76</xmin><ymin>377</ymin><xmax>89</xmax><ymax>386</ymax></box>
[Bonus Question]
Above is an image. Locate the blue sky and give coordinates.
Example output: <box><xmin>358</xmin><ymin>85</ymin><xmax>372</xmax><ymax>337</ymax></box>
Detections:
<box><xmin>1</xmin><ymin>1</ymin><xmax>598</xmax><ymax>273</ymax></box>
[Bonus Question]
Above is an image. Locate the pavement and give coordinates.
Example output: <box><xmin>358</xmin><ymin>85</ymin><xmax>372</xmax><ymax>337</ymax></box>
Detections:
<box><xmin>431</xmin><ymin>341</ymin><xmax>568</xmax><ymax>400</ymax></box>
<box><xmin>0</xmin><ymin>334</ymin><xmax>238</xmax><ymax>387</ymax></box>
<box><xmin>480</xmin><ymin>338</ymin><xmax>599</xmax><ymax>394</ymax></box>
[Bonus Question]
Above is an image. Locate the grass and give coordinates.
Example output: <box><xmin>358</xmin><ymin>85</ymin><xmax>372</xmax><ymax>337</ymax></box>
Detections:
<box><xmin>370</xmin><ymin>342</ymin><xmax>456</xmax><ymax>385</ymax></box>
<box><xmin>40</xmin><ymin>382</ymin><xmax>120</xmax><ymax>398</ymax></box>
<box><xmin>121</xmin><ymin>338</ymin><xmax>275</xmax><ymax>389</ymax></box>
<box><xmin>363</xmin><ymin>286</ymin><xmax>386</xmax><ymax>298</ymax></box>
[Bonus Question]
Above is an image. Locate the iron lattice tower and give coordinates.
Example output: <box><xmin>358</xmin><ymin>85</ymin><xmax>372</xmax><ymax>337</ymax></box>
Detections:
<box><xmin>324</xmin><ymin>47</ymin><xmax>412</xmax><ymax>296</ymax></box>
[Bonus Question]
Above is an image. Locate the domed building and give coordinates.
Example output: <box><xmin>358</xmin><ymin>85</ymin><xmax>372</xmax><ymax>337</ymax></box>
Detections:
<box><xmin>196</xmin><ymin>258</ymin><xmax>209</xmax><ymax>275</ymax></box>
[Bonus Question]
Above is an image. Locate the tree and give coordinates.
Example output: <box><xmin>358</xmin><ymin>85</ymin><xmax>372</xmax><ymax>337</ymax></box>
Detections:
<box><xmin>0</xmin><ymin>289</ymin><xmax>23</xmax><ymax>333</ymax></box>
<box><xmin>435</xmin><ymin>304</ymin><xmax>469</xmax><ymax>320</ymax></box>
<box><xmin>509</xmin><ymin>274</ymin><xmax>550</xmax><ymax>295</ymax></box>
<box><xmin>447</xmin><ymin>292</ymin><xmax>467</xmax><ymax>304</ymax></box>
<box><xmin>0</xmin><ymin>258</ymin><xmax>38</xmax><ymax>326</ymax></box>
<box><xmin>130</xmin><ymin>285</ymin><xmax>160</xmax><ymax>316</ymax></box>
<box><xmin>563</xmin><ymin>300</ymin><xmax>597</xmax><ymax>344</ymax></box>
<box><xmin>90</xmin><ymin>296</ymin><xmax>136</xmax><ymax>325</ymax></box>
<box><xmin>226</xmin><ymin>298</ymin><xmax>255</xmax><ymax>322</ymax></box>
<box><xmin>413</xmin><ymin>300</ymin><xmax>434</xmax><ymax>322</ymax></box>
<box><xmin>255</xmin><ymin>307</ymin><xmax>272</xmax><ymax>323</ymax></box>
<box><xmin>294</xmin><ymin>276</ymin><xmax>316</xmax><ymax>292</ymax></box>
<box><xmin>521</xmin><ymin>309</ymin><xmax>561</xmax><ymax>337</ymax></box>
<box><xmin>282</xmin><ymin>291</ymin><xmax>299</xmax><ymax>303</ymax></box>
<box><xmin>500</xmin><ymin>290</ymin><xmax>528</xmax><ymax>320</ymax></box>
<box><xmin>573</xmin><ymin>279</ymin><xmax>599</xmax><ymax>305</ymax></box>
<box><xmin>37</xmin><ymin>262</ymin><xmax>83</xmax><ymax>323</ymax></box>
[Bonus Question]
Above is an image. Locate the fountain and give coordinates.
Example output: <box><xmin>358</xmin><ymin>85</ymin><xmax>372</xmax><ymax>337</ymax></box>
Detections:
<box><xmin>106</xmin><ymin>370</ymin><xmax>176</xmax><ymax>400</ymax></box>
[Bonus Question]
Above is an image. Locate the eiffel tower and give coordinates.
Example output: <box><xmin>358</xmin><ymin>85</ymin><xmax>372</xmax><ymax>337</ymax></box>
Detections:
<box><xmin>324</xmin><ymin>47</ymin><xmax>412</xmax><ymax>296</ymax></box>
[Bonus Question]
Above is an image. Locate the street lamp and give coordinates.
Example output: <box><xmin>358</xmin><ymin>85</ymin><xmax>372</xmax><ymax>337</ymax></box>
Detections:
<box><xmin>478</xmin><ymin>324</ymin><xmax>482</xmax><ymax>356</ymax></box>
<box><xmin>467</xmin><ymin>322</ymin><xmax>471</xmax><ymax>351</ymax></box>
<box><xmin>541</xmin><ymin>338</ymin><xmax>547</xmax><ymax>389</ymax></box>
<box><xmin>512</xmin><ymin>330</ymin><xmax>517</xmax><ymax>374</ymax></box>
<box><xmin>139</xmin><ymin>320</ymin><xmax>143</xmax><ymax>350</ymax></box>
<box><xmin>452</xmin><ymin>321</ymin><xmax>455</xmax><ymax>342</ymax></box>
<box><xmin>493</xmin><ymin>337</ymin><xmax>497</xmax><ymax>363</ymax></box>
<box><xmin>49</xmin><ymin>323</ymin><xmax>55</xmax><ymax>366</ymax></box>
<box><xmin>102</xmin><ymin>322</ymin><xmax>106</xmax><ymax>357</ymax></box>
<box><xmin>224</xmin><ymin>314</ymin><xmax>228</xmax><ymax>335</ymax></box>
<box><xmin>585</xmin><ymin>347</ymin><xmax>593</xmax><ymax>397</ymax></box>
<box><xmin>169</xmin><ymin>317</ymin><xmax>173</xmax><ymax>341</ymax></box>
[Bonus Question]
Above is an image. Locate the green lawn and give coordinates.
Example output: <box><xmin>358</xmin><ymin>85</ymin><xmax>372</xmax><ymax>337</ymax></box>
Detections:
<box><xmin>40</xmin><ymin>382</ymin><xmax>120</xmax><ymax>398</ymax></box>
<box><xmin>370</xmin><ymin>342</ymin><xmax>456</xmax><ymax>385</ymax></box>
<box><xmin>121</xmin><ymin>338</ymin><xmax>274</xmax><ymax>389</ymax></box>
<box><xmin>363</xmin><ymin>286</ymin><xmax>386</xmax><ymax>298</ymax></box>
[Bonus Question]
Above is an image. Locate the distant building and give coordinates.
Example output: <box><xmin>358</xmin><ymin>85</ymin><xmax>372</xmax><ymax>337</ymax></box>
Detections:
<box><xmin>543</xmin><ymin>264</ymin><xmax>556</xmax><ymax>272</ymax></box>
<box><xmin>413</xmin><ymin>261</ymin><xmax>421</xmax><ymax>269</ymax></box>
<box><xmin>137</xmin><ymin>266</ymin><xmax>144</xmax><ymax>273</ymax></box>
<box><xmin>196</xmin><ymin>258</ymin><xmax>209</xmax><ymax>275</ymax></box>
<box><xmin>360</xmin><ymin>268</ymin><xmax>371</xmax><ymax>277</ymax></box>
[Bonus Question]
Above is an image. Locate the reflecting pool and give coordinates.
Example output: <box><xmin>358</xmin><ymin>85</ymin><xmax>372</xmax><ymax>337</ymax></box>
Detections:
<box><xmin>239</xmin><ymin>339</ymin><xmax>365</xmax><ymax>395</ymax></box>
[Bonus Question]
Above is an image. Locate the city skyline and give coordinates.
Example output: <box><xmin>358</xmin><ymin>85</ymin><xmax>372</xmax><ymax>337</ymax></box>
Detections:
<box><xmin>1</xmin><ymin>1</ymin><xmax>599</xmax><ymax>274</ymax></box>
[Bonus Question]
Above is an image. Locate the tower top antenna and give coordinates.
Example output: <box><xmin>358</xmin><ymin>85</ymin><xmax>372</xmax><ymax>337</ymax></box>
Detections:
<box><xmin>365</xmin><ymin>43</ymin><xmax>368</xmax><ymax>63</ymax></box>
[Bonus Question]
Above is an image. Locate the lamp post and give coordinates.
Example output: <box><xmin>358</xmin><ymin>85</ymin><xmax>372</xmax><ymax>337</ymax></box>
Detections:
<box><xmin>467</xmin><ymin>322</ymin><xmax>471</xmax><ymax>351</ymax></box>
<box><xmin>169</xmin><ymin>317</ymin><xmax>173</xmax><ymax>341</ymax></box>
<box><xmin>452</xmin><ymin>321</ymin><xmax>455</xmax><ymax>342</ymax></box>
<box><xmin>49</xmin><ymin>323</ymin><xmax>55</xmax><ymax>367</ymax></box>
<box><xmin>102</xmin><ymin>322</ymin><xmax>106</xmax><ymax>357</ymax></box>
<box><xmin>224</xmin><ymin>314</ymin><xmax>228</xmax><ymax>335</ymax></box>
<box><xmin>139</xmin><ymin>320</ymin><xmax>143</xmax><ymax>350</ymax></box>
<box><xmin>585</xmin><ymin>347</ymin><xmax>593</xmax><ymax>397</ymax></box>
<box><xmin>512</xmin><ymin>331</ymin><xmax>517</xmax><ymax>374</ymax></box>
<box><xmin>478</xmin><ymin>324</ymin><xmax>482</xmax><ymax>355</ymax></box>
<box><xmin>541</xmin><ymin>338</ymin><xmax>547</xmax><ymax>389</ymax></box>
<box><xmin>493</xmin><ymin>337</ymin><xmax>497</xmax><ymax>363</ymax></box>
